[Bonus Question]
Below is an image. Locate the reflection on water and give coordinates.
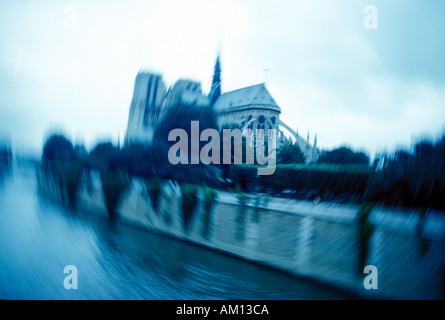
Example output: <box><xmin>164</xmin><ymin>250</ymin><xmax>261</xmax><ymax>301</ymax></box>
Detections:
<box><xmin>0</xmin><ymin>166</ymin><xmax>353</xmax><ymax>299</ymax></box>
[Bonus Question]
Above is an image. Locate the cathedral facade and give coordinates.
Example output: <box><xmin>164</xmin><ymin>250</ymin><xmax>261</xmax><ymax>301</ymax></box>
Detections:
<box><xmin>125</xmin><ymin>57</ymin><xmax>319</xmax><ymax>163</ymax></box>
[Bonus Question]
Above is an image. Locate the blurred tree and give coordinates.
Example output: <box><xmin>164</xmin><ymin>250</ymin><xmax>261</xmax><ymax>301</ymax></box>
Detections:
<box><xmin>88</xmin><ymin>142</ymin><xmax>130</xmax><ymax>219</ymax></box>
<box><xmin>219</xmin><ymin>123</ymin><xmax>247</xmax><ymax>180</ymax></box>
<box><xmin>42</xmin><ymin>134</ymin><xmax>77</xmax><ymax>166</ymax></box>
<box><xmin>120</xmin><ymin>143</ymin><xmax>154</xmax><ymax>178</ymax></box>
<box><xmin>151</xmin><ymin>102</ymin><xmax>219</xmax><ymax>184</ymax></box>
<box><xmin>366</xmin><ymin>136</ymin><xmax>445</xmax><ymax>211</ymax></box>
<box><xmin>415</xmin><ymin>141</ymin><xmax>435</xmax><ymax>160</ymax></box>
<box><xmin>41</xmin><ymin>134</ymin><xmax>81</xmax><ymax>207</ymax></box>
<box><xmin>89</xmin><ymin>142</ymin><xmax>122</xmax><ymax>171</ymax></box>
<box><xmin>317</xmin><ymin>146</ymin><xmax>369</xmax><ymax>165</ymax></box>
<box><xmin>277</xmin><ymin>143</ymin><xmax>305</xmax><ymax>164</ymax></box>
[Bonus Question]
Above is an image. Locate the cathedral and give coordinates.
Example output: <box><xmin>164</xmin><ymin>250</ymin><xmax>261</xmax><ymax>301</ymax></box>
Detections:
<box><xmin>125</xmin><ymin>56</ymin><xmax>319</xmax><ymax>163</ymax></box>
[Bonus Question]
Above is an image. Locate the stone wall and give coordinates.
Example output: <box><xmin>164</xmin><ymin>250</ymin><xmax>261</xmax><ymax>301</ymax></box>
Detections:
<box><xmin>39</xmin><ymin>169</ymin><xmax>445</xmax><ymax>299</ymax></box>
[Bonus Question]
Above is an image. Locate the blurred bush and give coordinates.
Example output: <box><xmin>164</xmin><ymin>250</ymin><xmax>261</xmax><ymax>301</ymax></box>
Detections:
<box><xmin>101</xmin><ymin>170</ymin><xmax>130</xmax><ymax>220</ymax></box>
<box><xmin>366</xmin><ymin>137</ymin><xmax>445</xmax><ymax>211</ymax></box>
<box><xmin>227</xmin><ymin>136</ymin><xmax>445</xmax><ymax>213</ymax></box>
<box><xmin>358</xmin><ymin>202</ymin><xmax>375</xmax><ymax>272</ymax></box>
<box><xmin>144</xmin><ymin>177</ymin><xmax>164</xmax><ymax>212</ymax></box>
<box><xmin>180</xmin><ymin>183</ymin><xmax>199</xmax><ymax>232</ymax></box>
<box><xmin>42</xmin><ymin>135</ymin><xmax>78</xmax><ymax>166</ymax></box>
<box><xmin>277</xmin><ymin>143</ymin><xmax>306</xmax><ymax>164</ymax></box>
<box><xmin>0</xmin><ymin>144</ymin><xmax>12</xmax><ymax>175</ymax></box>
<box><xmin>201</xmin><ymin>185</ymin><xmax>218</xmax><ymax>239</ymax></box>
<box><xmin>317</xmin><ymin>146</ymin><xmax>370</xmax><ymax>165</ymax></box>
<box><xmin>228</xmin><ymin>163</ymin><xmax>370</xmax><ymax>202</ymax></box>
<box><xmin>41</xmin><ymin>130</ymin><xmax>445</xmax><ymax>215</ymax></box>
<box><xmin>151</xmin><ymin>101</ymin><xmax>220</xmax><ymax>186</ymax></box>
<box><xmin>42</xmin><ymin>135</ymin><xmax>83</xmax><ymax>207</ymax></box>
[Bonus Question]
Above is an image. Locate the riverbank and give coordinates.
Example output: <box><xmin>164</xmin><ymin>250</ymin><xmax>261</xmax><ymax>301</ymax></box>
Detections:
<box><xmin>37</xmin><ymin>166</ymin><xmax>445</xmax><ymax>299</ymax></box>
<box><xmin>2</xmin><ymin>167</ymin><xmax>360</xmax><ymax>299</ymax></box>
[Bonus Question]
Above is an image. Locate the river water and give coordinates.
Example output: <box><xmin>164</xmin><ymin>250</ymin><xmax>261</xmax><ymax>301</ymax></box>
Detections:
<box><xmin>0</xmin><ymin>165</ymin><xmax>352</xmax><ymax>300</ymax></box>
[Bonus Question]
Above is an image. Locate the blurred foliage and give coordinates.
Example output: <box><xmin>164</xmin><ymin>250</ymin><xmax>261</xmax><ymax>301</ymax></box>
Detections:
<box><xmin>47</xmin><ymin>161</ymin><xmax>83</xmax><ymax>208</ymax></box>
<box><xmin>202</xmin><ymin>185</ymin><xmax>218</xmax><ymax>239</ymax></box>
<box><xmin>152</xmin><ymin>102</ymin><xmax>220</xmax><ymax>185</ymax></box>
<box><xmin>88</xmin><ymin>142</ymin><xmax>122</xmax><ymax>172</ymax></box>
<box><xmin>145</xmin><ymin>177</ymin><xmax>163</xmax><ymax>212</ymax></box>
<box><xmin>227</xmin><ymin>136</ymin><xmax>445</xmax><ymax>212</ymax></box>
<box><xmin>234</xmin><ymin>184</ymin><xmax>250</xmax><ymax>241</ymax></box>
<box><xmin>42</xmin><ymin>135</ymin><xmax>78</xmax><ymax>167</ymax></box>
<box><xmin>317</xmin><ymin>146</ymin><xmax>369</xmax><ymax>165</ymax></box>
<box><xmin>202</xmin><ymin>185</ymin><xmax>218</xmax><ymax>216</ymax></box>
<box><xmin>366</xmin><ymin>137</ymin><xmax>445</xmax><ymax>211</ymax></box>
<box><xmin>228</xmin><ymin>163</ymin><xmax>370</xmax><ymax>201</ymax></box>
<box><xmin>277</xmin><ymin>143</ymin><xmax>306</xmax><ymax>164</ymax></box>
<box><xmin>358</xmin><ymin>202</ymin><xmax>375</xmax><ymax>272</ymax></box>
<box><xmin>42</xmin><ymin>134</ymin><xmax>83</xmax><ymax>207</ymax></box>
<box><xmin>180</xmin><ymin>183</ymin><xmax>199</xmax><ymax>232</ymax></box>
<box><xmin>0</xmin><ymin>145</ymin><xmax>12</xmax><ymax>174</ymax></box>
<box><xmin>41</xmin><ymin>130</ymin><xmax>445</xmax><ymax>214</ymax></box>
<box><xmin>101</xmin><ymin>170</ymin><xmax>130</xmax><ymax>220</ymax></box>
<box><xmin>121</xmin><ymin>143</ymin><xmax>154</xmax><ymax>178</ymax></box>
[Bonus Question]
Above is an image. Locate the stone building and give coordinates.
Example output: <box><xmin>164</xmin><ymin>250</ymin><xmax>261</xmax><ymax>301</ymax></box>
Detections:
<box><xmin>125</xmin><ymin>72</ymin><xmax>166</xmax><ymax>144</ymax></box>
<box><xmin>125</xmin><ymin>56</ymin><xmax>319</xmax><ymax>162</ymax></box>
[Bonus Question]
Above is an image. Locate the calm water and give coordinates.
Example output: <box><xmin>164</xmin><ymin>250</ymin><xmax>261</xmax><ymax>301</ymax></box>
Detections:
<box><xmin>0</xmin><ymin>166</ymin><xmax>352</xmax><ymax>300</ymax></box>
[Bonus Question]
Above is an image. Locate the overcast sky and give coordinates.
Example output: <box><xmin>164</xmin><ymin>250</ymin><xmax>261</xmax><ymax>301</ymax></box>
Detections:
<box><xmin>1</xmin><ymin>0</ymin><xmax>445</xmax><ymax>158</ymax></box>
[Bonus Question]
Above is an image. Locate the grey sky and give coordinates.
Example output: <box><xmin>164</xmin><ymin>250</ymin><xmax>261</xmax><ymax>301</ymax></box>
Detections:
<box><xmin>1</xmin><ymin>0</ymin><xmax>444</xmax><ymax>158</ymax></box>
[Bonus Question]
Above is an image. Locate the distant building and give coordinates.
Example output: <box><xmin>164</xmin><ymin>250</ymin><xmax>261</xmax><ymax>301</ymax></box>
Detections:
<box><xmin>125</xmin><ymin>73</ymin><xmax>166</xmax><ymax>144</ymax></box>
<box><xmin>125</xmin><ymin>56</ymin><xmax>319</xmax><ymax>163</ymax></box>
<box><xmin>164</xmin><ymin>79</ymin><xmax>210</xmax><ymax>109</ymax></box>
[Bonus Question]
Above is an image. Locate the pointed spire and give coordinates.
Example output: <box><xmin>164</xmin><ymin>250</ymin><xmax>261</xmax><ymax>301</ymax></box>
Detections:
<box><xmin>210</xmin><ymin>55</ymin><xmax>221</xmax><ymax>106</ymax></box>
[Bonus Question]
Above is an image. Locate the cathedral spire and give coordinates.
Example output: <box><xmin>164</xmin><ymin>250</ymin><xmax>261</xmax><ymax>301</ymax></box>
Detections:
<box><xmin>209</xmin><ymin>55</ymin><xmax>221</xmax><ymax>106</ymax></box>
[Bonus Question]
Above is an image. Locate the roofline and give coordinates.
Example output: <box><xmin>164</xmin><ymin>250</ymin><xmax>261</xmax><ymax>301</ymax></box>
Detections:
<box><xmin>220</xmin><ymin>83</ymin><xmax>266</xmax><ymax>96</ymax></box>
<box><xmin>215</xmin><ymin>83</ymin><xmax>280</xmax><ymax>110</ymax></box>
<box><xmin>216</xmin><ymin>104</ymin><xmax>281</xmax><ymax>115</ymax></box>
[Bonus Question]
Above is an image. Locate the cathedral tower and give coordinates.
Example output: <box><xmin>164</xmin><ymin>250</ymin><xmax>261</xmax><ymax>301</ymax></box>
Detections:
<box><xmin>125</xmin><ymin>72</ymin><xmax>167</xmax><ymax>145</ymax></box>
<box><xmin>209</xmin><ymin>55</ymin><xmax>221</xmax><ymax>107</ymax></box>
